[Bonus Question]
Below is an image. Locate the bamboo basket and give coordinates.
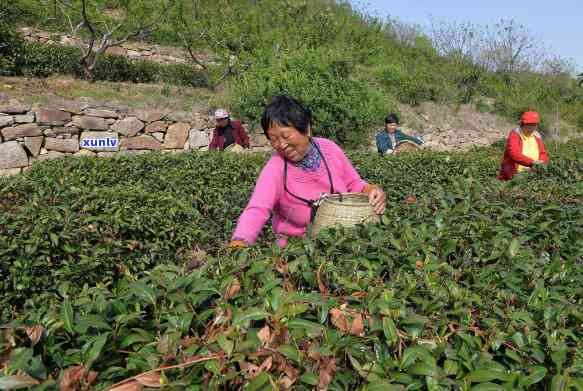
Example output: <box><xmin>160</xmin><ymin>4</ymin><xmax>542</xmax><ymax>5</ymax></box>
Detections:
<box><xmin>394</xmin><ymin>140</ymin><xmax>420</xmax><ymax>153</ymax></box>
<box><xmin>224</xmin><ymin>143</ymin><xmax>244</xmax><ymax>153</ymax></box>
<box><xmin>311</xmin><ymin>192</ymin><xmax>379</xmax><ymax>237</ymax></box>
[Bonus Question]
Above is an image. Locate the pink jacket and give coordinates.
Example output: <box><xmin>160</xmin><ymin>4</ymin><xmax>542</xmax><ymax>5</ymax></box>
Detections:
<box><xmin>232</xmin><ymin>138</ymin><xmax>368</xmax><ymax>246</ymax></box>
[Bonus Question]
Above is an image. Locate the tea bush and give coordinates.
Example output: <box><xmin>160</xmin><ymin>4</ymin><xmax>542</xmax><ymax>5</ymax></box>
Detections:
<box><xmin>0</xmin><ymin>141</ymin><xmax>582</xmax><ymax>390</ymax></box>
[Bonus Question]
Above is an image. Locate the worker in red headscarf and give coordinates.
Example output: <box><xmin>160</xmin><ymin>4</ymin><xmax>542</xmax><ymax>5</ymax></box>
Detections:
<box><xmin>498</xmin><ymin>111</ymin><xmax>549</xmax><ymax>180</ymax></box>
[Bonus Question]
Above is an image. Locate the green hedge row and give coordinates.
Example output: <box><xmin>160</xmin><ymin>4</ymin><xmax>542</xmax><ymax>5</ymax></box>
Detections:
<box><xmin>0</xmin><ymin>141</ymin><xmax>581</xmax><ymax>390</ymax></box>
<box><xmin>19</xmin><ymin>42</ymin><xmax>211</xmax><ymax>87</ymax></box>
<box><xmin>0</xmin><ymin>25</ymin><xmax>211</xmax><ymax>87</ymax></box>
<box><xmin>1</xmin><ymin>141</ymin><xmax>582</xmax><ymax>322</ymax></box>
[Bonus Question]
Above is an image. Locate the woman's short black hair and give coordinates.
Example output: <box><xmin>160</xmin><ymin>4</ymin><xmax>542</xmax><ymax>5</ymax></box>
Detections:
<box><xmin>384</xmin><ymin>113</ymin><xmax>399</xmax><ymax>125</ymax></box>
<box><xmin>261</xmin><ymin>95</ymin><xmax>312</xmax><ymax>138</ymax></box>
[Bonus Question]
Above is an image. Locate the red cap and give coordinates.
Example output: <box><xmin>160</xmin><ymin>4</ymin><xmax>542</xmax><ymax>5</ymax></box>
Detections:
<box><xmin>521</xmin><ymin>111</ymin><xmax>540</xmax><ymax>125</ymax></box>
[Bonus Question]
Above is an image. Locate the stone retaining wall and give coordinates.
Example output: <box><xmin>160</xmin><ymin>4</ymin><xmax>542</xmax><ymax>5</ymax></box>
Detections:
<box><xmin>0</xmin><ymin>98</ymin><xmax>271</xmax><ymax>177</ymax></box>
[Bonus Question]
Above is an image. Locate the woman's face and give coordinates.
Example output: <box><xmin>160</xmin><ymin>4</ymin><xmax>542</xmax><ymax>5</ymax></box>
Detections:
<box><xmin>522</xmin><ymin>123</ymin><xmax>537</xmax><ymax>135</ymax></box>
<box><xmin>385</xmin><ymin>122</ymin><xmax>398</xmax><ymax>133</ymax></box>
<box><xmin>267</xmin><ymin>123</ymin><xmax>310</xmax><ymax>162</ymax></box>
<box><xmin>216</xmin><ymin>118</ymin><xmax>229</xmax><ymax>128</ymax></box>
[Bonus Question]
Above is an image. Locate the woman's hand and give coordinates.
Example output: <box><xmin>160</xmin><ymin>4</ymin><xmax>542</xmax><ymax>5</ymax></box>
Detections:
<box><xmin>364</xmin><ymin>185</ymin><xmax>386</xmax><ymax>215</ymax></box>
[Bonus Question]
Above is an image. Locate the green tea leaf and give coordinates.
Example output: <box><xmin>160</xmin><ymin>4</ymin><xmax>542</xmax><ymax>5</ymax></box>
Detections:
<box><xmin>407</xmin><ymin>362</ymin><xmax>441</xmax><ymax>378</ymax></box>
<box><xmin>299</xmin><ymin>372</ymin><xmax>318</xmax><ymax>386</ymax></box>
<box><xmin>467</xmin><ymin>370</ymin><xmax>509</xmax><ymax>383</ymax></box>
<box><xmin>520</xmin><ymin>366</ymin><xmax>547</xmax><ymax>387</ymax></box>
<box><xmin>60</xmin><ymin>298</ymin><xmax>74</xmax><ymax>334</ymax></box>
<box><xmin>217</xmin><ymin>334</ymin><xmax>234</xmax><ymax>356</ymax></box>
<box><xmin>470</xmin><ymin>383</ymin><xmax>505</xmax><ymax>391</ymax></box>
<box><xmin>507</xmin><ymin>238</ymin><xmax>520</xmax><ymax>258</ymax></box>
<box><xmin>278</xmin><ymin>345</ymin><xmax>300</xmax><ymax>363</ymax></box>
<box><xmin>382</xmin><ymin>317</ymin><xmax>398</xmax><ymax>346</ymax></box>
<box><xmin>550</xmin><ymin>375</ymin><xmax>566</xmax><ymax>391</ymax></box>
<box><xmin>366</xmin><ymin>380</ymin><xmax>404</xmax><ymax>391</ymax></box>
<box><xmin>246</xmin><ymin>372</ymin><xmax>269</xmax><ymax>391</ymax></box>
<box><xmin>84</xmin><ymin>333</ymin><xmax>109</xmax><ymax>369</ymax></box>
<box><xmin>233</xmin><ymin>309</ymin><xmax>269</xmax><ymax>327</ymax></box>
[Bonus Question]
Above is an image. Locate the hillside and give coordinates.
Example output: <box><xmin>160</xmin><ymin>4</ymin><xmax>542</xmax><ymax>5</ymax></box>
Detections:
<box><xmin>0</xmin><ymin>75</ymin><xmax>516</xmax><ymax>156</ymax></box>
<box><xmin>2</xmin><ymin>0</ymin><xmax>582</xmax><ymax>149</ymax></box>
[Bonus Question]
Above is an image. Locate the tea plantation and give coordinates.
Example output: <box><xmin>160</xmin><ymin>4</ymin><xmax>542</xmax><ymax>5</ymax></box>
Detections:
<box><xmin>0</xmin><ymin>141</ymin><xmax>582</xmax><ymax>390</ymax></box>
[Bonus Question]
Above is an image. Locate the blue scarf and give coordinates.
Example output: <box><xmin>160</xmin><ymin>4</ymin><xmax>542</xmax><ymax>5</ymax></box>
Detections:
<box><xmin>294</xmin><ymin>141</ymin><xmax>322</xmax><ymax>172</ymax></box>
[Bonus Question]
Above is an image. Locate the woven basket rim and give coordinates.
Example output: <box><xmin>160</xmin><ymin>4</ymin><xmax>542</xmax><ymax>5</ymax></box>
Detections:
<box><xmin>225</xmin><ymin>143</ymin><xmax>244</xmax><ymax>152</ymax></box>
<box><xmin>319</xmin><ymin>192</ymin><xmax>370</xmax><ymax>207</ymax></box>
<box><xmin>396</xmin><ymin>140</ymin><xmax>420</xmax><ymax>146</ymax></box>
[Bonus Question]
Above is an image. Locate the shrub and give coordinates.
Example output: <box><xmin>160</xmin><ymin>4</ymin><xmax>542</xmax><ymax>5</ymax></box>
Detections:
<box><xmin>0</xmin><ymin>0</ymin><xmax>39</xmax><ymax>25</ymax></box>
<box><xmin>17</xmin><ymin>42</ymin><xmax>80</xmax><ymax>77</ymax></box>
<box><xmin>232</xmin><ymin>49</ymin><xmax>386</xmax><ymax>147</ymax></box>
<box><xmin>0</xmin><ymin>22</ymin><xmax>24</xmax><ymax>76</ymax></box>
<box><xmin>12</xmin><ymin>42</ymin><xmax>211</xmax><ymax>87</ymax></box>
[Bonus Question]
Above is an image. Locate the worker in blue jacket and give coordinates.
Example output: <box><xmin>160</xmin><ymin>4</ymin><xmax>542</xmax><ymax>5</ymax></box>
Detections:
<box><xmin>375</xmin><ymin>113</ymin><xmax>424</xmax><ymax>155</ymax></box>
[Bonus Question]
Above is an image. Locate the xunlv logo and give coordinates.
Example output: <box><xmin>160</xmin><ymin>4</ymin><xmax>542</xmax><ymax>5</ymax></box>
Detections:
<box><xmin>80</xmin><ymin>138</ymin><xmax>118</xmax><ymax>148</ymax></box>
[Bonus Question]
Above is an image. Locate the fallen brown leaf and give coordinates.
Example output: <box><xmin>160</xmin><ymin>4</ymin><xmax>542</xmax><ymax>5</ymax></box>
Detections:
<box><xmin>224</xmin><ymin>280</ymin><xmax>241</xmax><ymax>300</ymax></box>
<box><xmin>240</xmin><ymin>362</ymin><xmax>261</xmax><ymax>379</ymax></box>
<box><xmin>2</xmin><ymin>328</ymin><xmax>16</xmax><ymax>347</ymax></box>
<box><xmin>275</xmin><ymin>258</ymin><xmax>288</xmax><ymax>274</ymax></box>
<box><xmin>317</xmin><ymin>263</ymin><xmax>328</xmax><ymax>296</ymax></box>
<box><xmin>349</xmin><ymin>313</ymin><xmax>365</xmax><ymax>336</ymax></box>
<box><xmin>279</xmin><ymin>376</ymin><xmax>295</xmax><ymax>389</ymax></box>
<box><xmin>136</xmin><ymin>372</ymin><xmax>162</xmax><ymax>388</ymax></box>
<box><xmin>329</xmin><ymin>308</ymin><xmax>349</xmax><ymax>333</ymax></box>
<box><xmin>318</xmin><ymin>357</ymin><xmax>336</xmax><ymax>390</ymax></box>
<box><xmin>60</xmin><ymin>365</ymin><xmax>98</xmax><ymax>391</ymax></box>
<box><xmin>283</xmin><ymin>364</ymin><xmax>299</xmax><ymax>382</ymax></box>
<box><xmin>108</xmin><ymin>381</ymin><xmax>141</xmax><ymax>391</ymax></box>
<box><xmin>404</xmin><ymin>195</ymin><xmax>417</xmax><ymax>204</ymax></box>
<box><xmin>257</xmin><ymin>325</ymin><xmax>271</xmax><ymax>347</ymax></box>
<box><xmin>25</xmin><ymin>325</ymin><xmax>45</xmax><ymax>346</ymax></box>
<box><xmin>259</xmin><ymin>356</ymin><xmax>273</xmax><ymax>372</ymax></box>
<box><xmin>351</xmin><ymin>291</ymin><xmax>367</xmax><ymax>298</ymax></box>
<box><xmin>241</xmin><ymin>356</ymin><xmax>272</xmax><ymax>380</ymax></box>
<box><xmin>308</xmin><ymin>349</ymin><xmax>321</xmax><ymax>361</ymax></box>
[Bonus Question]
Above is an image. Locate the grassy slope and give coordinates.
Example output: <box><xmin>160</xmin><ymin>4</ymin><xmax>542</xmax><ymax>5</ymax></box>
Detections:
<box><xmin>6</xmin><ymin>0</ymin><xmax>582</xmax><ymax>136</ymax></box>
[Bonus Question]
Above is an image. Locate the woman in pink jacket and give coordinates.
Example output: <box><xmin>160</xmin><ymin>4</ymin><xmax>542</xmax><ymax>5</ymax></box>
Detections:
<box><xmin>230</xmin><ymin>95</ymin><xmax>386</xmax><ymax>248</ymax></box>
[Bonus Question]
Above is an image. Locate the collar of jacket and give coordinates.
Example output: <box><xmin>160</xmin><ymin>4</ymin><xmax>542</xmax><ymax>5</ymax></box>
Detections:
<box><xmin>513</xmin><ymin>127</ymin><xmax>541</xmax><ymax>139</ymax></box>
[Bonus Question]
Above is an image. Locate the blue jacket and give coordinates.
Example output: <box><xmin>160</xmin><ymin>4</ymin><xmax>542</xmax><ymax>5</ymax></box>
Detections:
<box><xmin>375</xmin><ymin>129</ymin><xmax>424</xmax><ymax>155</ymax></box>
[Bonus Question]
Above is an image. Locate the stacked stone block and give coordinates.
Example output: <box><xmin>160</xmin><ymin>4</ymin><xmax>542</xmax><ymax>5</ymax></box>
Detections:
<box><xmin>0</xmin><ymin>98</ymin><xmax>272</xmax><ymax>177</ymax></box>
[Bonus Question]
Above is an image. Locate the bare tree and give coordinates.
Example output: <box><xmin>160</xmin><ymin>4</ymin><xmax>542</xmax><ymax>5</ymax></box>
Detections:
<box><xmin>172</xmin><ymin>0</ymin><xmax>248</xmax><ymax>87</ymax></box>
<box><xmin>383</xmin><ymin>16</ymin><xmax>425</xmax><ymax>47</ymax></box>
<box><xmin>58</xmin><ymin>0</ymin><xmax>174</xmax><ymax>80</ymax></box>
<box><xmin>428</xmin><ymin>18</ymin><xmax>483</xmax><ymax>63</ymax></box>
<box><xmin>480</xmin><ymin>19</ymin><xmax>542</xmax><ymax>74</ymax></box>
